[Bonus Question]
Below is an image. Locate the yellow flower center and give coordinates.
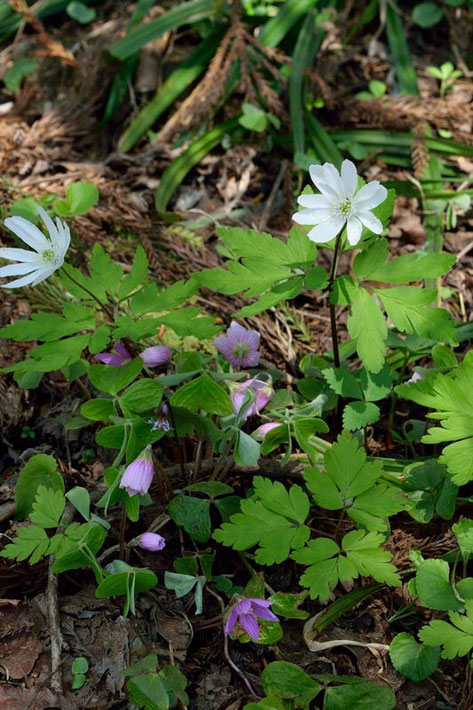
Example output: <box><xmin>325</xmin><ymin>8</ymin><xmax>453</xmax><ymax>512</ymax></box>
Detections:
<box><xmin>42</xmin><ymin>248</ymin><xmax>56</xmax><ymax>262</ymax></box>
<box><xmin>339</xmin><ymin>199</ymin><xmax>352</xmax><ymax>216</ymax></box>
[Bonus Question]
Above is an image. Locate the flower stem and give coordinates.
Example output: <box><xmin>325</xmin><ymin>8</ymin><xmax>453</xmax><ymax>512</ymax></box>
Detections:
<box><xmin>327</xmin><ymin>232</ymin><xmax>343</xmax><ymax>368</ymax></box>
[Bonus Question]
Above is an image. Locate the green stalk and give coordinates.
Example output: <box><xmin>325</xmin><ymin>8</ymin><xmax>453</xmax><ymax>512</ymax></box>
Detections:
<box><xmin>258</xmin><ymin>0</ymin><xmax>318</xmax><ymax>48</ymax></box>
<box><xmin>385</xmin><ymin>2</ymin><xmax>419</xmax><ymax>96</ymax></box>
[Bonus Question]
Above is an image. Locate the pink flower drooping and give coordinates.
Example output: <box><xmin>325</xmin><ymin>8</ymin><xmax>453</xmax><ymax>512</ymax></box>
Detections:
<box><xmin>214</xmin><ymin>321</ymin><xmax>260</xmax><ymax>369</ymax></box>
<box><xmin>224</xmin><ymin>597</ymin><xmax>279</xmax><ymax>641</ymax></box>
<box><xmin>230</xmin><ymin>377</ymin><xmax>273</xmax><ymax>421</ymax></box>
<box><xmin>141</xmin><ymin>345</ymin><xmax>171</xmax><ymax>367</ymax></box>
<box><xmin>120</xmin><ymin>447</ymin><xmax>154</xmax><ymax>496</ymax></box>
<box><xmin>138</xmin><ymin>532</ymin><xmax>166</xmax><ymax>551</ymax></box>
<box><xmin>95</xmin><ymin>342</ymin><xmax>131</xmax><ymax>367</ymax></box>
<box><xmin>253</xmin><ymin>422</ymin><xmax>281</xmax><ymax>440</ymax></box>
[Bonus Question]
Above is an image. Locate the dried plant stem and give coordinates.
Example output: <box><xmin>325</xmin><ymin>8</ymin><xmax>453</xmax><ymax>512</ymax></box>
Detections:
<box><xmin>47</xmin><ymin>557</ymin><xmax>63</xmax><ymax>694</ymax></box>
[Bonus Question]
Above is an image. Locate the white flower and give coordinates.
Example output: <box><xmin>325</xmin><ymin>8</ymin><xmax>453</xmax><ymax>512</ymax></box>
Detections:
<box><xmin>292</xmin><ymin>160</ymin><xmax>388</xmax><ymax>245</ymax></box>
<box><xmin>0</xmin><ymin>207</ymin><xmax>70</xmax><ymax>288</ymax></box>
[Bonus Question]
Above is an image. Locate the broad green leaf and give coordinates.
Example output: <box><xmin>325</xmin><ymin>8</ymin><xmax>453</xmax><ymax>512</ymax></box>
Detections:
<box><xmin>15</xmin><ymin>454</ymin><xmax>64</xmax><ymax>519</ymax></box>
<box><xmin>343</xmin><ymin>401</ymin><xmax>380</xmax><ymax>430</ymax></box>
<box><xmin>3</xmin><ymin>57</ymin><xmax>37</xmax><ymax>91</ymax></box>
<box><xmin>30</xmin><ymin>486</ymin><xmax>65</xmax><ymax>528</ymax></box>
<box><xmin>88</xmin><ymin>325</ymin><xmax>112</xmax><ymax>354</ymax></box>
<box><xmin>452</xmin><ymin>519</ymin><xmax>473</xmax><ymax>562</ymax></box>
<box><xmin>419</xmin><ymin>600</ymin><xmax>473</xmax><ymax>659</ymax></box>
<box><xmin>118</xmin><ymin>246</ymin><xmax>149</xmax><ymax>300</ymax></box>
<box><xmin>324</xmin><ymin>682</ymin><xmax>396</xmax><ymax>710</ymax></box>
<box><xmin>261</xmin><ymin>662</ymin><xmax>321</xmax><ymax>704</ymax></box>
<box><xmin>0</xmin><ymin>525</ymin><xmax>49</xmax><ymax>564</ymax></box>
<box><xmin>89</xmin><ymin>243</ymin><xmax>122</xmax><ymax>294</ymax></box>
<box><xmin>81</xmin><ymin>398</ymin><xmax>115</xmax><ymax>421</ymax></box>
<box><xmin>171</xmin><ymin>373</ymin><xmax>233</xmax><ymax>415</ymax></box>
<box><xmin>234</xmin><ymin>430</ymin><xmax>261</xmax><ymax>466</ymax></box>
<box><xmin>119</xmin><ymin>379</ymin><xmax>163</xmax><ymax>413</ymax></box>
<box><xmin>126</xmin><ymin>674</ymin><xmax>169</xmax><ymax>710</ymax></box>
<box><xmin>88</xmin><ymin>357</ymin><xmax>143</xmax><ymax>395</ymax></box>
<box><xmin>376</xmin><ymin>286</ymin><xmax>456</xmax><ymax>344</ymax></box>
<box><xmin>389</xmin><ymin>632</ymin><xmax>440</xmax><ymax>681</ymax></box>
<box><xmin>415</xmin><ymin>558</ymin><xmax>463</xmax><ymax>610</ymax></box>
<box><xmin>169</xmin><ymin>495</ymin><xmax>211</xmax><ymax>543</ymax></box>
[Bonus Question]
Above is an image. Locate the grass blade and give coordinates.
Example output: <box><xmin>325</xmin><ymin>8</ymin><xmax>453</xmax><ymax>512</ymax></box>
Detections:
<box><xmin>258</xmin><ymin>0</ymin><xmax>318</xmax><ymax>48</ymax></box>
<box><xmin>154</xmin><ymin>118</ymin><xmax>239</xmax><ymax>213</ymax></box>
<box><xmin>104</xmin><ymin>0</ymin><xmax>223</xmax><ymax>62</ymax></box>
<box><xmin>307</xmin><ymin>113</ymin><xmax>343</xmax><ymax>168</ymax></box>
<box><xmin>118</xmin><ymin>33</ymin><xmax>221</xmax><ymax>152</ymax></box>
<box><xmin>385</xmin><ymin>3</ymin><xmax>419</xmax><ymax>96</ymax></box>
<box><xmin>331</xmin><ymin>129</ymin><xmax>473</xmax><ymax>158</ymax></box>
<box><xmin>289</xmin><ymin>10</ymin><xmax>320</xmax><ymax>156</ymax></box>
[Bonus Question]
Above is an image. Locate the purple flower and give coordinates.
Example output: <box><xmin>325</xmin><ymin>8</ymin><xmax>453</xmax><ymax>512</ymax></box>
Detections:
<box><xmin>407</xmin><ymin>371</ymin><xmax>424</xmax><ymax>384</ymax></box>
<box><xmin>214</xmin><ymin>321</ymin><xmax>260</xmax><ymax>369</ymax></box>
<box><xmin>120</xmin><ymin>447</ymin><xmax>154</xmax><ymax>496</ymax></box>
<box><xmin>224</xmin><ymin>597</ymin><xmax>279</xmax><ymax>641</ymax></box>
<box><xmin>230</xmin><ymin>377</ymin><xmax>273</xmax><ymax>421</ymax></box>
<box><xmin>149</xmin><ymin>404</ymin><xmax>170</xmax><ymax>432</ymax></box>
<box><xmin>95</xmin><ymin>342</ymin><xmax>131</xmax><ymax>367</ymax></box>
<box><xmin>141</xmin><ymin>345</ymin><xmax>171</xmax><ymax>368</ymax></box>
<box><xmin>138</xmin><ymin>532</ymin><xmax>166</xmax><ymax>551</ymax></box>
<box><xmin>253</xmin><ymin>422</ymin><xmax>281</xmax><ymax>440</ymax></box>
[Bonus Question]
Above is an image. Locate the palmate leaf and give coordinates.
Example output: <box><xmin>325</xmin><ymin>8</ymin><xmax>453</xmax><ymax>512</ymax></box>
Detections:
<box><xmin>0</xmin><ymin>525</ymin><xmax>49</xmax><ymax>564</ymax></box>
<box><xmin>213</xmin><ymin>477</ymin><xmax>310</xmax><ymax>565</ymax></box>
<box><xmin>397</xmin><ymin>353</ymin><xmax>473</xmax><ymax>484</ymax></box>
<box><xmin>305</xmin><ymin>434</ymin><xmax>403</xmax><ymax>531</ymax></box>
<box><xmin>30</xmin><ymin>485</ymin><xmax>65</xmax><ymax>528</ymax></box>
<box><xmin>293</xmin><ymin>530</ymin><xmax>400</xmax><ymax>601</ymax></box>
<box><xmin>419</xmin><ymin>600</ymin><xmax>473</xmax><ymax>659</ymax></box>
<box><xmin>347</xmin><ymin>286</ymin><xmax>387</xmax><ymax>374</ymax></box>
<box><xmin>353</xmin><ymin>239</ymin><xmax>455</xmax><ymax>283</ymax></box>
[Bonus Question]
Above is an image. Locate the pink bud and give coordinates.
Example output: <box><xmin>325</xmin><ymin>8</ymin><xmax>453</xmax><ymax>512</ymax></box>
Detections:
<box><xmin>139</xmin><ymin>532</ymin><xmax>165</xmax><ymax>551</ymax></box>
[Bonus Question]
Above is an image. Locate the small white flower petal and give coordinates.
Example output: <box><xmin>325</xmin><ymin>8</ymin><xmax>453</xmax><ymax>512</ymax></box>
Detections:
<box><xmin>354</xmin><ymin>183</ymin><xmax>388</xmax><ymax>211</ymax></box>
<box><xmin>307</xmin><ymin>215</ymin><xmax>345</xmax><ymax>243</ymax></box>
<box><xmin>4</xmin><ymin>216</ymin><xmax>49</xmax><ymax>252</ymax></box>
<box><xmin>31</xmin><ymin>267</ymin><xmax>56</xmax><ymax>286</ymax></box>
<box><xmin>309</xmin><ymin>165</ymin><xmax>343</xmax><ymax>200</ymax></box>
<box><xmin>357</xmin><ymin>211</ymin><xmax>383</xmax><ymax>234</ymax></box>
<box><xmin>346</xmin><ymin>215</ymin><xmax>363</xmax><ymax>245</ymax></box>
<box><xmin>0</xmin><ymin>247</ymin><xmax>44</xmax><ymax>263</ymax></box>
<box><xmin>292</xmin><ymin>208</ymin><xmax>332</xmax><ymax>225</ymax></box>
<box><xmin>341</xmin><ymin>160</ymin><xmax>358</xmax><ymax>196</ymax></box>
<box><xmin>321</xmin><ymin>163</ymin><xmax>346</xmax><ymax>196</ymax></box>
<box><xmin>0</xmin><ymin>262</ymin><xmax>39</xmax><ymax>277</ymax></box>
<box><xmin>297</xmin><ymin>193</ymin><xmax>333</xmax><ymax>209</ymax></box>
<box><xmin>0</xmin><ymin>269</ymin><xmax>45</xmax><ymax>288</ymax></box>
<box><xmin>37</xmin><ymin>207</ymin><xmax>60</xmax><ymax>251</ymax></box>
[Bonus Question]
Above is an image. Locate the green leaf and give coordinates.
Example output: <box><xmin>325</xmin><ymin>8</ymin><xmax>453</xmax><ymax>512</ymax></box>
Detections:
<box><xmin>214</xmin><ymin>477</ymin><xmax>310</xmax><ymax>565</ymax></box>
<box><xmin>30</xmin><ymin>486</ymin><xmax>65</xmax><ymax>528</ymax></box>
<box><xmin>96</xmin><ymin>424</ymin><xmax>125</xmax><ymax>448</ymax></box>
<box><xmin>89</xmin><ymin>243</ymin><xmax>122</xmax><ymax>295</ymax></box>
<box><xmin>66</xmin><ymin>1</ymin><xmax>96</xmax><ymax>23</ymax></box>
<box><xmin>52</xmin><ymin>523</ymin><xmax>107</xmax><ymax>577</ymax></box>
<box><xmin>119</xmin><ymin>379</ymin><xmax>163</xmax><ymax>414</ymax></box>
<box><xmin>293</xmin><ymin>417</ymin><xmax>329</xmax><ymax>459</ymax></box>
<box><xmin>81</xmin><ymin>398</ymin><xmax>115</xmax><ymax>421</ymax></box>
<box><xmin>15</xmin><ymin>454</ymin><xmax>64</xmax><ymax>519</ymax></box>
<box><xmin>269</xmin><ymin>592</ymin><xmax>309</xmax><ymax>620</ymax></box>
<box><xmin>419</xmin><ymin>600</ymin><xmax>473</xmax><ymax>659</ymax></box>
<box><xmin>66</xmin><ymin>487</ymin><xmax>90</xmax><ymax>520</ymax></box>
<box><xmin>343</xmin><ymin>401</ymin><xmax>380</xmax><ymax>430</ymax></box>
<box><xmin>261</xmin><ymin>662</ymin><xmax>321</xmax><ymax>704</ymax></box>
<box><xmin>72</xmin><ymin>657</ymin><xmax>89</xmax><ymax>674</ymax></box>
<box><xmin>354</xmin><ymin>239</ymin><xmax>455</xmax><ymax>282</ymax></box>
<box><xmin>0</xmin><ymin>525</ymin><xmax>49</xmax><ymax>564</ymax></box>
<box><xmin>389</xmin><ymin>632</ymin><xmax>440</xmax><ymax>681</ymax></box>
<box><xmin>184</xmin><ymin>482</ymin><xmax>234</xmax><ymax>498</ymax></box>
<box><xmin>293</xmin><ymin>530</ymin><xmax>400</xmax><ymax>601</ymax></box>
<box><xmin>126</xmin><ymin>673</ymin><xmax>169</xmax><ymax>710</ymax></box>
<box><xmin>324</xmin><ymin>682</ymin><xmax>396</xmax><ymax>710</ymax></box>
<box><xmin>413</xmin><ymin>2</ymin><xmax>444</xmax><ymax>27</ymax></box>
<box><xmin>376</xmin><ymin>286</ymin><xmax>456</xmax><ymax>344</ymax></box>
<box><xmin>55</xmin><ymin>181</ymin><xmax>99</xmax><ymax>216</ymax></box>
<box><xmin>168</xmin><ymin>495</ymin><xmax>211</xmax><ymax>543</ymax></box>
<box><xmin>88</xmin><ymin>325</ymin><xmax>111</xmax><ymax>354</ymax></box>
<box><xmin>415</xmin><ymin>558</ymin><xmax>463</xmax><ymax>610</ymax></box>
<box><xmin>96</xmin><ymin>568</ymin><xmax>157</xmax><ymax>597</ymax></box>
<box><xmin>3</xmin><ymin>57</ymin><xmax>37</xmax><ymax>91</ymax></box>
<box><xmin>171</xmin><ymin>373</ymin><xmax>233</xmax><ymax>415</ymax></box>
<box><xmin>322</xmin><ymin>366</ymin><xmax>362</xmax><ymax>399</ymax></box>
<box><xmin>347</xmin><ymin>287</ymin><xmax>387</xmax><ymax>373</ymax></box>
<box><xmin>452</xmin><ymin>519</ymin><xmax>473</xmax><ymax>562</ymax></box>
<box><xmin>234</xmin><ymin>430</ymin><xmax>261</xmax><ymax>466</ymax></box>
<box><xmin>118</xmin><ymin>246</ymin><xmax>148</xmax><ymax>300</ymax></box>
<box><xmin>397</xmin><ymin>356</ymin><xmax>473</xmax><ymax>484</ymax></box>
<box><xmin>239</xmin><ymin>103</ymin><xmax>267</xmax><ymax>132</ymax></box>
<box><xmin>88</xmin><ymin>357</ymin><xmax>143</xmax><ymax>396</ymax></box>
<box><xmin>159</xmin><ymin>665</ymin><xmax>189</xmax><ymax>705</ymax></box>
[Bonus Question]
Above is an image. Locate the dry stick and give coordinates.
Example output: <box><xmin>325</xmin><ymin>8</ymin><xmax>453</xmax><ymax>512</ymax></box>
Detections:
<box><xmin>166</xmin><ymin>402</ymin><xmax>186</xmax><ymax>482</ymax></box>
<box><xmin>23</xmin><ymin>657</ymin><xmax>69</xmax><ymax>710</ymax></box>
<box><xmin>47</xmin><ymin>503</ymin><xmax>74</xmax><ymax>694</ymax></box>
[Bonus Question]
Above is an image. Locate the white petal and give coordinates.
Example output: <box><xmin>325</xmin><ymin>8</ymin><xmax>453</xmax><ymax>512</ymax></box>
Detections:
<box><xmin>357</xmin><ymin>211</ymin><xmax>383</xmax><ymax>234</ymax></box>
<box><xmin>346</xmin><ymin>216</ymin><xmax>363</xmax><ymax>245</ymax></box>
<box><xmin>309</xmin><ymin>164</ymin><xmax>343</xmax><ymax>200</ymax></box>
<box><xmin>354</xmin><ymin>185</ymin><xmax>388</xmax><ymax>212</ymax></box>
<box><xmin>31</xmin><ymin>266</ymin><xmax>56</xmax><ymax>286</ymax></box>
<box><xmin>341</xmin><ymin>160</ymin><xmax>358</xmax><ymax>196</ymax></box>
<box><xmin>0</xmin><ymin>269</ymin><xmax>45</xmax><ymax>288</ymax></box>
<box><xmin>38</xmin><ymin>207</ymin><xmax>60</xmax><ymax>250</ymax></box>
<box><xmin>307</xmin><ymin>215</ymin><xmax>345</xmax><ymax>243</ymax></box>
<box><xmin>321</xmin><ymin>163</ymin><xmax>345</xmax><ymax>196</ymax></box>
<box><xmin>0</xmin><ymin>247</ymin><xmax>43</xmax><ymax>263</ymax></box>
<box><xmin>353</xmin><ymin>182</ymin><xmax>387</xmax><ymax>210</ymax></box>
<box><xmin>4</xmin><ymin>216</ymin><xmax>49</xmax><ymax>252</ymax></box>
<box><xmin>297</xmin><ymin>193</ymin><xmax>333</xmax><ymax>209</ymax></box>
<box><xmin>292</xmin><ymin>208</ymin><xmax>332</xmax><ymax>225</ymax></box>
<box><xmin>0</xmin><ymin>262</ymin><xmax>40</xmax><ymax>277</ymax></box>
